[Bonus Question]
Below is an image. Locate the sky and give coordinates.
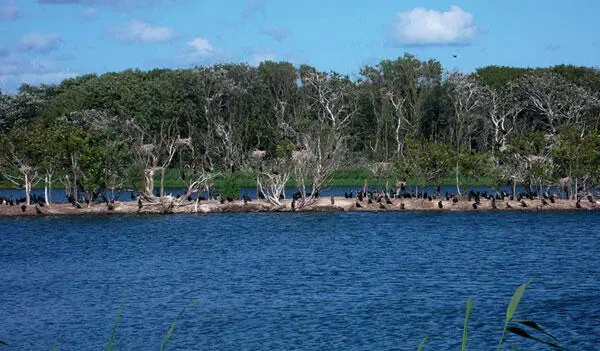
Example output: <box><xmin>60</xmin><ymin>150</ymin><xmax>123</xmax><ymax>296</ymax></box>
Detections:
<box><xmin>0</xmin><ymin>0</ymin><xmax>599</xmax><ymax>92</ymax></box>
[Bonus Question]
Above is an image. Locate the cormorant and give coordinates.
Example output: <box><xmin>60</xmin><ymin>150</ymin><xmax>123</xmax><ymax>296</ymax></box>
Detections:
<box><xmin>438</xmin><ymin>200</ymin><xmax>443</xmax><ymax>209</ymax></box>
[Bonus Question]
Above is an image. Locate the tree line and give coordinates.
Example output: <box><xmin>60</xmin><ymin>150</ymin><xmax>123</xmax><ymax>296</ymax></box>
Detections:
<box><xmin>1</xmin><ymin>53</ymin><xmax>599</xmax><ymax>208</ymax></box>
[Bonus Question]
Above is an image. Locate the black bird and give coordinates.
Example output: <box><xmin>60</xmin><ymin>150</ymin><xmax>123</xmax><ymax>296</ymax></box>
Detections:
<box><xmin>576</xmin><ymin>200</ymin><xmax>582</xmax><ymax>209</ymax></box>
<box><xmin>588</xmin><ymin>195</ymin><xmax>595</xmax><ymax>203</ymax></box>
<box><xmin>368</xmin><ymin>198</ymin><xmax>373</xmax><ymax>204</ymax></box>
<box><xmin>227</xmin><ymin>195</ymin><xmax>234</xmax><ymax>203</ymax></box>
<box><xmin>35</xmin><ymin>206</ymin><xmax>43</xmax><ymax>215</ymax></box>
<box><xmin>438</xmin><ymin>200</ymin><xmax>443</xmax><ymax>209</ymax></box>
<box><xmin>472</xmin><ymin>203</ymin><xmax>478</xmax><ymax>210</ymax></box>
<box><xmin>427</xmin><ymin>195</ymin><xmax>432</xmax><ymax>201</ymax></box>
<box><xmin>521</xmin><ymin>200</ymin><xmax>528</xmax><ymax>208</ymax></box>
<box><xmin>379</xmin><ymin>203</ymin><xmax>386</xmax><ymax>210</ymax></box>
<box><xmin>355</xmin><ymin>201</ymin><xmax>362</xmax><ymax>208</ymax></box>
<box><xmin>330</xmin><ymin>196</ymin><xmax>335</xmax><ymax>205</ymax></box>
<box><xmin>452</xmin><ymin>197</ymin><xmax>459</xmax><ymax>203</ymax></box>
<box><xmin>550</xmin><ymin>196</ymin><xmax>555</xmax><ymax>204</ymax></box>
<box><xmin>386</xmin><ymin>197</ymin><xmax>393</xmax><ymax>205</ymax></box>
<box><xmin>21</xmin><ymin>204</ymin><xmax>27</xmax><ymax>212</ymax></box>
<box><xmin>344</xmin><ymin>192</ymin><xmax>349</xmax><ymax>199</ymax></box>
<box><xmin>400</xmin><ymin>203</ymin><xmax>405</xmax><ymax>210</ymax></box>
<box><xmin>138</xmin><ymin>197</ymin><xmax>143</xmax><ymax>210</ymax></box>
<box><xmin>291</xmin><ymin>198</ymin><xmax>296</xmax><ymax>211</ymax></box>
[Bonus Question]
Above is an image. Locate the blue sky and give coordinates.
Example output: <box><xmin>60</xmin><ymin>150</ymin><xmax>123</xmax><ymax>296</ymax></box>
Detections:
<box><xmin>0</xmin><ymin>0</ymin><xmax>599</xmax><ymax>91</ymax></box>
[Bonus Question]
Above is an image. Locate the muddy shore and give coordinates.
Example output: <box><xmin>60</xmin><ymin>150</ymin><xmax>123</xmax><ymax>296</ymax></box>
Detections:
<box><xmin>1</xmin><ymin>197</ymin><xmax>598</xmax><ymax>217</ymax></box>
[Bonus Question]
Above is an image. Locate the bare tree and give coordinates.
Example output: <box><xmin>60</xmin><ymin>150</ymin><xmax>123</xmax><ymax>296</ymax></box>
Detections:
<box><xmin>292</xmin><ymin>70</ymin><xmax>358</xmax><ymax>209</ymax></box>
<box><xmin>516</xmin><ymin>72</ymin><xmax>599</xmax><ymax>136</ymax></box>
<box><xmin>174</xmin><ymin>132</ymin><xmax>215</xmax><ymax>211</ymax></box>
<box><xmin>255</xmin><ymin>155</ymin><xmax>293</xmax><ymax>207</ymax></box>
<box><xmin>446</xmin><ymin>72</ymin><xmax>484</xmax><ymax>196</ymax></box>
<box><xmin>0</xmin><ymin>138</ymin><xmax>40</xmax><ymax>205</ymax></box>
<box><xmin>129</xmin><ymin>119</ymin><xmax>187</xmax><ymax>200</ymax></box>
<box><xmin>293</xmin><ymin>132</ymin><xmax>345</xmax><ymax>209</ymax></box>
<box><xmin>482</xmin><ymin>84</ymin><xmax>525</xmax><ymax>153</ymax></box>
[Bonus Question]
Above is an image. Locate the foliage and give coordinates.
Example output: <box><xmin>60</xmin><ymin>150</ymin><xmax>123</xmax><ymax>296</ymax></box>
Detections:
<box><xmin>1</xmin><ymin>58</ymin><xmax>600</xmax><ymax>194</ymax></box>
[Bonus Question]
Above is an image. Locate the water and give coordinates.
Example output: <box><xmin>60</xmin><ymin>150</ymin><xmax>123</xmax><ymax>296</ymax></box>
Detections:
<box><xmin>0</xmin><ymin>184</ymin><xmax>572</xmax><ymax>204</ymax></box>
<box><xmin>0</xmin><ymin>212</ymin><xmax>599</xmax><ymax>350</ymax></box>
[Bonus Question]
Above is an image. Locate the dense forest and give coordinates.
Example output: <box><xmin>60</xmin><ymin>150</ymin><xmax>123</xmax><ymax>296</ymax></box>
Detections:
<box><xmin>1</xmin><ymin>53</ymin><xmax>599</xmax><ymax>208</ymax></box>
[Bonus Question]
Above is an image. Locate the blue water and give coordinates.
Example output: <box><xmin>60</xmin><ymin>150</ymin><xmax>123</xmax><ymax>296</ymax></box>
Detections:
<box><xmin>0</xmin><ymin>184</ymin><xmax>572</xmax><ymax>204</ymax></box>
<box><xmin>1</xmin><ymin>212</ymin><xmax>599</xmax><ymax>350</ymax></box>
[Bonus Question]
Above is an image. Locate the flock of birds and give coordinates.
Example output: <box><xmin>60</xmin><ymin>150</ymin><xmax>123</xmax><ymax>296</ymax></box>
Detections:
<box><xmin>339</xmin><ymin>187</ymin><xmax>599</xmax><ymax>210</ymax></box>
<box><xmin>2</xmin><ymin>186</ymin><xmax>599</xmax><ymax>213</ymax></box>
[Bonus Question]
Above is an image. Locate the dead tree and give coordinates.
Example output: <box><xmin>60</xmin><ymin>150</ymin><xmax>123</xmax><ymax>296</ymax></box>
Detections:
<box><xmin>446</xmin><ymin>72</ymin><xmax>484</xmax><ymax>196</ymax></box>
<box><xmin>293</xmin><ymin>70</ymin><xmax>357</xmax><ymax>209</ymax></box>
<box><xmin>516</xmin><ymin>72</ymin><xmax>600</xmax><ymax>136</ymax></box>
<box><xmin>130</xmin><ymin>120</ymin><xmax>187</xmax><ymax>200</ymax></box>
<box><xmin>0</xmin><ymin>137</ymin><xmax>40</xmax><ymax>206</ymax></box>
<box><xmin>482</xmin><ymin>84</ymin><xmax>525</xmax><ymax>153</ymax></box>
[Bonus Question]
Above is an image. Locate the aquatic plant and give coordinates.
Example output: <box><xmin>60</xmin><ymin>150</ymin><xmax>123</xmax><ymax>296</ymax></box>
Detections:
<box><xmin>418</xmin><ymin>280</ymin><xmax>565</xmax><ymax>350</ymax></box>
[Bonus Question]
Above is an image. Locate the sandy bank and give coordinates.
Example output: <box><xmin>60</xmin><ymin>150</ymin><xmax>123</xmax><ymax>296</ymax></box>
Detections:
<box><xmin>1</xmin><ymin>197</ymin><xmax>598</xmax><ymax>217</ymax></box>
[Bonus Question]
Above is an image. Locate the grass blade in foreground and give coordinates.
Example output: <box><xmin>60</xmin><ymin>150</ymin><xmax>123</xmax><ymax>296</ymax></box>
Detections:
<box><xmin>417</xmin><ymin>335</ymin><xmax>428</xmax><ymax>351</ymax></box>
<box><xmin>160</xmin><ymin>302</ymin><xmax>199</xmax><ymax>351</ymax></box>
<box><xmin>462</xmin><ymin>298</ymin><xmax>473</xmax><ymax>351</ymax></box>
<box><xmin>513</xmin><ymin>320</ymin><xmax>561</xmax><ymax>343</ymax></box>
<box><xmin>507</xmin><ymin>327</ymin><xmax>564</xmax><ymax>349</ymax></box>
<box><xmin>497</xmin><ymin>279</ymin><xmax>533</xmax><ymax>350</ymax></box>
<box><xmin>106</xmin><ymin>302</ymin><xmax>125</xmax><ymax>351</ymax></box>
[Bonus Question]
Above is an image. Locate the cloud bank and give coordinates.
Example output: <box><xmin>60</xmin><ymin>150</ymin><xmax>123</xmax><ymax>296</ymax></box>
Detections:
<box><xmin>111</xmin><ymin>20</ymin><xmax>176</xmax><ymax>43</ymax></box>
<box><xmin>0</xmin><ymin>0</ymin><xmax>21</xmax><ymax>21</ymax></box>
<box><xmin>18</xmin><ymin>32</ymin><xmax>62</xmax><ymax>53</ymax></box>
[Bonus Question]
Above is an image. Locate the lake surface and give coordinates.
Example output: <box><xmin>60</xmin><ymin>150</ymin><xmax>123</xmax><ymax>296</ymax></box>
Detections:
<box><xmin>1</xmin><ymin>212</ymin><xmax>599</xmax><ymax>350</ymax></box>
<box><xmin>0</xmin><ymin>184</ymin><xmax>571</xmax><ymax>204</ymax></box>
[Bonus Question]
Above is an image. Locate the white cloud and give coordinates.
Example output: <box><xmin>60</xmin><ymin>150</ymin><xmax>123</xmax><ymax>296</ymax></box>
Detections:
<box><xmin>18</xmin><ymin>32</ymin><xmax>62</xmax><ymax>53</ymax></box>
<box><xmin>249</xmin><ymin>52</ymin><xmax>275</xmax><ymax>66</ymax></box>
<box><xmin>177</xmin><ymin>37</ymin><xmax>216</xmax><ymax>64</ymax></box>
<box><xmin>0</xmin><ymin>0</ymin><xmax>21</xmax><ymax>21</ymax></box>
<box><xmin>111</xmin><ymin>19</ymin><xmax>176</xmax><ymax>43</ymax></box>
<box><xmin>390</xmin><ymin>5</ymin><xmax>477</xmax><ymax>45</ymax></box>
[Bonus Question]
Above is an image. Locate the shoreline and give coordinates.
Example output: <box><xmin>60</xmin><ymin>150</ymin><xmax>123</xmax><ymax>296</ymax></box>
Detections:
<box><xmin>1</xmin><ymin>197</ymin><xmax>598</xmax><ymax>217</ymax></box>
